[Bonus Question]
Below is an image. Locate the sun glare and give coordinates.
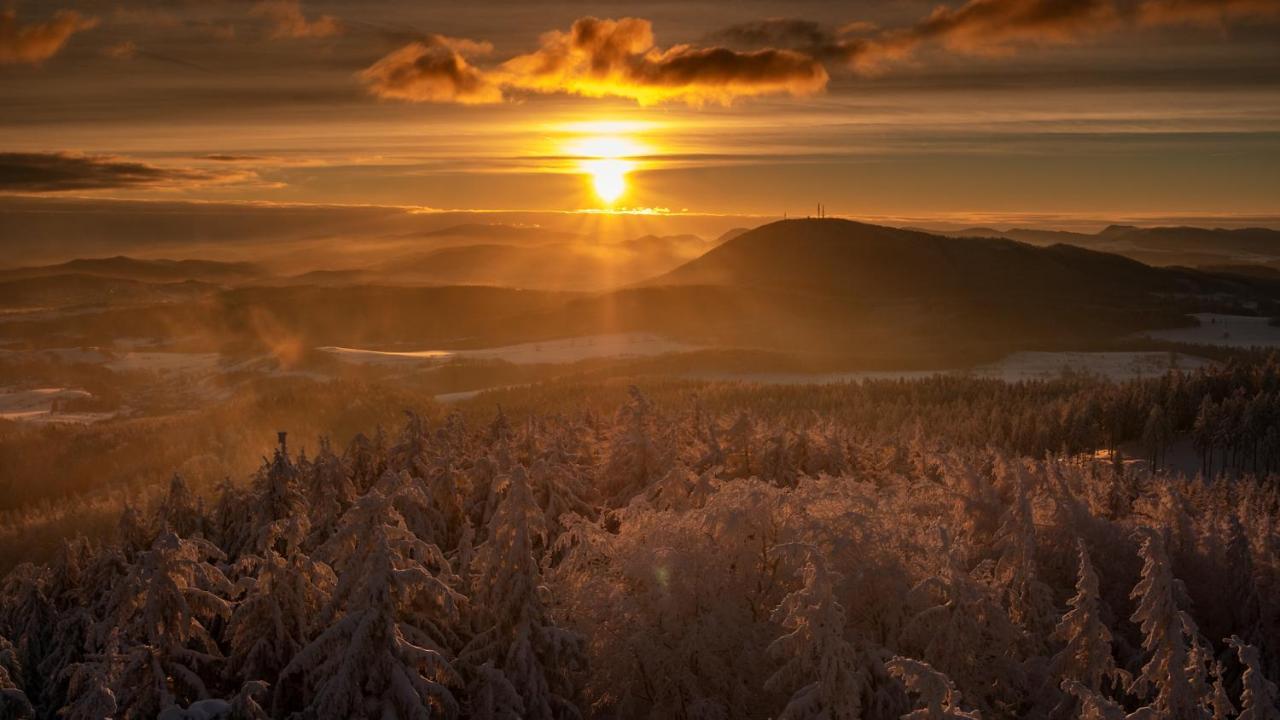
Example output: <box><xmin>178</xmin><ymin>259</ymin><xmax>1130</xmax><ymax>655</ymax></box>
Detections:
<box><xmin>569</xmin><ymin>132</ymin><xmax>643</xmax><ymax>206</ymax></box>
<box><xmin>586</xmin><ymin>158</ymin><xmax>629</xmax><ymax>204</ymax></box>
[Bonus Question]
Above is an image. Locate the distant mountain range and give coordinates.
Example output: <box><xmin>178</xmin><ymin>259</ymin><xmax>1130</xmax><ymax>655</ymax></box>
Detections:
<box><xmin>0</xmin><ymin>256</ymin><xmax>263</xmax><ymax>284</ymax></box>
<box><xmin>4</xmin><ymin>219</ymin><xmax>1279</xmax><ymax>367</ymax></box>
<box><xmin>934</xmin><ymin>224</ymin><xmax>1280</xmax><ymax>269</ymax></box>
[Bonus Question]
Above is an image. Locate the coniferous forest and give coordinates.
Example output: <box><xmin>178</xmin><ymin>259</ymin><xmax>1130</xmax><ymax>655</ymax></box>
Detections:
<box><xmin>3</xmin><ymin>361</ymin><xmax>1280</xmax><ymax>720</ymax></box>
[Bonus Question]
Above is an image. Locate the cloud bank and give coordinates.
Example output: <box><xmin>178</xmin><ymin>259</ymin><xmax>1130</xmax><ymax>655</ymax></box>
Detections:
<box><xmin>0</xmin><ymin>9</ymin><xmax>98</xmax><ymax>65</ymax></box>
<box><xmin>363</xmin><ymin>17</ymin><xmax>828</xmax><ymax>106</ymax></box>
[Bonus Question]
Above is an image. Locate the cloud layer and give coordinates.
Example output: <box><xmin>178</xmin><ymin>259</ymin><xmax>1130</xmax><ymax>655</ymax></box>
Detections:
<box><xmin>0</xmin><ymin>9</ymin><xmax>98</xmax><ymax>65</ymax></box>
<box><xmin>363</xmin><ymin>17</ymin><xmax>828</xmax><ymax>106</ymax></box>
<box><xmin>0</xmin><ymin>153</ymin><xmax>257</xmax><ymax>193</ymax></box>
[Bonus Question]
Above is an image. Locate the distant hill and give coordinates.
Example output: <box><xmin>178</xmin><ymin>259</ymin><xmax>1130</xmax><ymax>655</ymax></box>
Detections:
<box><xmin>943</xmin><ymin>224</ymin><xmax>1280</xmax><ymax>267</ymax></box>
<box><xmin>0</xmin><ymin>274</ymin><xmax>214</xmax><ymax>309</ymax></box>
<box><xmin>648</xmin><ymin>219</ymin><xmax>1238</xmax><ymax>299</ymax></box>
<box><xmin>0</xmin><ymin>256</ymin><xmax>263</xmax><ymax>284</ymax></box>
<box><xmin>608</xmin><ymin>218</ymin><xmax>1277</xmax><ymax>357</ymax></box>
<box><xmin>276</xmin><ymin>236</ymin><xmax>717</xmax><ymax>291</ymax></box>
<box><xmin>415</xmin><ymin>223</ymin><xmax>584</xmax><ymax>244</ymax></box>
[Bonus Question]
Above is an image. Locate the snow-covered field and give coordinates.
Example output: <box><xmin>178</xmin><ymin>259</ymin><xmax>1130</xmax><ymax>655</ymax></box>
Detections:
<box><xmin>0</xmin><ymin>387</ymin><xmax>112</xmax><ymax>424</ymax></box>
<box><xmin>1144</xmin><ymin>313</ymin><xmax>1280</xmax><ymax>348</ymax></box>
<box><xmin>321</xmin><ymin>333</ymin><xmax>700</xmax><ymax>367</ymax></box>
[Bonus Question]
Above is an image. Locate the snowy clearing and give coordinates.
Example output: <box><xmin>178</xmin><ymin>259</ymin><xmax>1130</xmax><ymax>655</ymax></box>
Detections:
<box><xmin>320</xmin><ymin>333</ymin><xmax>701</xmax><ymax>367</ymax></box>
<box><xmin>1143</xmin><ymin>313</ymin><xmax>1280</xmax><ymax>348</ymax></box>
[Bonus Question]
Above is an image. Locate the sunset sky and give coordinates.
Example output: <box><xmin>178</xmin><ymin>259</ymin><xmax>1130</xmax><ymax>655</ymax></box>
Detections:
<box><xmin>2</xmin><ymin>0</ymin><xmax>1279</xmax><ymax>224</ymax></box>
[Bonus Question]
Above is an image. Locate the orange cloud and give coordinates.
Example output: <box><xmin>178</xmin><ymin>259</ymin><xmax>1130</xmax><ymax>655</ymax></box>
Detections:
<box><xmin>106</xmin><ymin>40</ymin><xmax>139</xmax><ymax>60</ymax></box>
<box><xmin>1136</xmin><ymin>0</ymin><xmax>1280</xmax><ymax>25</ymax></box>
<box><xmin>0</xmin><ymin>9</ymin><xmax>98</xmax><ymax>65</ymax></box>
<box><xmin>251</xmin><ymin>0</ymin><xmax>342</xmax><ymax>40</ymax></box>
<box><xmin>362</xmin><ymin>17</ymin><xmax>828</xmax><ymax>107</ymax></box>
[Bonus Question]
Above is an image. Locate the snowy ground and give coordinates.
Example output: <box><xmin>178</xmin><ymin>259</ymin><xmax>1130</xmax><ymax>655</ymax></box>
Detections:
<box><xmin>104</xmin><ymin>351</ymin><xmax>222</xmax><ymax>374</ymax></box>
<box><xmin>0</xmin><ymin>387</ymin><xmax>113</xmax><ymax>424</ymax></box>
<box><xmin>971</xmin><ymin>351</ymin><xmax>1213</xmax><ymax>381</ymax></box>
<box><xmin>321</xmin><ymin>333</ymin><xmax>700</xmax><ymax>367</ymax></box>
<box><xmin>0</xmin><ymin>347</ymin><xmax>224</xmax><ymax>374</ymax></box>
<box><xmin>0</xmin><ymin>347</ymin><xmax>112</xmax><ymax>364</ymax></box>
<box><xmin>1143</xmin><ymin>313</ymin><xmax>1280</xmax><ymax>348</ymax></box>
<box><xmin>686</xmin><ymin>351</ymin><xmax>1212</xmax><ymax>386</ymax></box>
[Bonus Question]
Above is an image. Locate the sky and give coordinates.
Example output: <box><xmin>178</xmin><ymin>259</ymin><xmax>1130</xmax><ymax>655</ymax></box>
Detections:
<box><xmin>1</xmin><ymin>0</ymin><xmax>1279</xmax><ymax>225</ymax></box>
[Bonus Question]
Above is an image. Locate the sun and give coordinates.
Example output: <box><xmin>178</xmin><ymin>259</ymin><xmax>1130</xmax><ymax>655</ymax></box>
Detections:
<box><xmin>569</xmin><ymin>133</ymin><xmax>642</xmax><ymax>206</ymax></box>
<box><xmin>586</xmin><ymin>158</ymin><xmax>629</xmax><ymax>204</ymax></box>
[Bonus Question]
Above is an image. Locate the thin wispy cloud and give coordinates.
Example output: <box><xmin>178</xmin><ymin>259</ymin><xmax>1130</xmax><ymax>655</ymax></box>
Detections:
<box><xmin>0</xmin><ymin>152</ymin><xmax>263</xmax><ymax>193</ymax></box>
<box><xmin>251</xmin><ymin>0</ymin><xmax>342</xmax><ymax>40</ymax></box>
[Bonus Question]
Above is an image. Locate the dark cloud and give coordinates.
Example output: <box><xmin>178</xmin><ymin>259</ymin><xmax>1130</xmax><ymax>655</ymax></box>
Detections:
<box><xmin>713</xmin><ymin>0</ymin><xmax>1279</xmax><ymax>76</ymax></box>
<box><xmin>1137</xmin><ymin>0</ymin><xmax>1280</xmax><ymax>25</ymax></box>
<box><xmin>0</xmin><ymin>152</ymin><xmax>258</xmax><ymax>193</ymax></box>
<box><xmin>707</xmin><ymin>18</ymin><xmax>869</xmax><ymax>61</ymax></box>
<box><xmin>363</xmin><ymin>16</ymin><xmax>828</xmax><ymax>106</ymax></box>
<box><xmin>360</xmin><ymin>36</ymin><xmax>501</xmax><ymax>104</ymax></box>
<box><xmin>0</xmin><ymin>9</ymin><xmax>98</xmax><ymax>65</ymax></box>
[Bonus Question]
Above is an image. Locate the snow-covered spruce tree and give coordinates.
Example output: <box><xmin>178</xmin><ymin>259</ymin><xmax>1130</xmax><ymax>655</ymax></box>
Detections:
<box><xmin>38</xmin><ymin>538</ymin><xmax>128</xmax><ymax>714</ymax></box>
<box><xmin>0</xmin><ymin>563</ymin><xmax>53</xmax><ymax>703</ymax></box>
<box><xmin>1046</xmin><ymin>541</ymin><xmax>1127</xmax><ymax>711</ymax></box>
<box><xmin>901</xmin><ymin>538</ymin><xmax>1025</xmax><ymax>715</ymax></box>
<box><xmin>299</xmin><ymin>436</ymin><xmax>357</xmax><ymax>550</ymax></box>
<box><xmin>229</xmin><ymin>680</ymin><xmax>270</xmax><ymax>720</ymax></box>
<box><xmin>276</xmin><ymin>489</ymin><xmax>462</xmax><ymax>719</ymax></box>
<box><xmin>156</xmin><ymin>474</ymin><xmax>205</xmax><ymax>540</ymax></box>
<box><xmin>1207</xmin><ymin>661</ymin><xmax>1236</xmax><ymax>720</ymax></box>
<box><xmin>1059</xmin><ymin>679</ymin><xmax>1129</xmax><ymax>720</ymax></box>
<box><xmin>57</xmin><ymin>661</ymin><xmax>117</xmax><ymax>720</ymax></box>
<box><xmin>1228</xmin><ymin>635</ymin><xmax>1280</xmax><ymax>720</ymax></box>
<box><xmin>765</xmin><ymin>546</ymin><xmax>895</xmax><ymax>720</ymax></box>
<box><xmin>226</xmin><ymin>550</ymin><xmax>335</xmax><ymax>687</ymax></box>
<box><xmin>0</xmin><ymin>634</ymin><xmax>34</xmax><ymax>719</ymax></box>
<box><xmin>601</xmin><ymin>386</ymin><xmax>673</xmax><ymax>505</ymax></box>
<box><xmin>372</xmin><ymin>470</ymin><xmax>452</xmax><ymax>551</ymax></box>
<box><xmin>1127</xmin><ymin>528</ymin><xmax>1211</xmax><ymax>719</ymax></box>
<box><xmin>462</xmin><ymin>466</ymin><xmax>585</xmax><ymax>720</ymax></box>
<box><xmin>886</xmin><ymin>656</ymin><xmax>982</xmax><ymax>720</ymax></box>
<box><xmin>98</xmin><ymin>532</ymin><xmax>234</xmax><ymax>719</ymax></box>
<box><xmin>990</xmin><ymin>463</ymin><xmax>1056</xmax><ymax>645</ymax></box>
